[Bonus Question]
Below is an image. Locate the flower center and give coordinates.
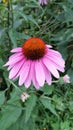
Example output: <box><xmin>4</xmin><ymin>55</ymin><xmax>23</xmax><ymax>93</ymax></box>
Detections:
<box><xmin>22</xmin><ymin>38</ymin><xmax>46</xmax><ymax>60</ymax></box>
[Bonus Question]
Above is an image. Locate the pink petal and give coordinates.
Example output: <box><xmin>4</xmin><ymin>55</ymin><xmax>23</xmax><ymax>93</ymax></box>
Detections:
<box><xmin>9</xmin><ymin>52</ymin><xmax>23</xmax><ymax>60</ymax></box>
<box><xmin>43</xmin><ymin>57</ymin><xmax>59</xmax><ymax>79</ymax></box>
<box><xmin>24</xmin><ymin>60</ymin><xmax>41</xmax><ymax>89</ymax></box>
<box><xmin>31</xmin><ymin>61</ymin><xmax>40</xmax><ymax>89</ymax></box>
<box><xmin>47</xmin><ymin>52</ymin><xmax>65</xmax><ymax>67</ymax></box>
<box><xmin>5</xmin><ymin>55</ymin><xmax>24</xmax><ymax>66</ymax></box>
<box><xmin>45</xmin><ymin>55</ymin><xmax>65</xmax><ymax>72</ymax></box>
<box><xmin>53</xmin><ymin>64</ymin><xmax>64</xmax><ymax>72</ymax></box>
<box><xmin>41</xmin><ymin>60</ymin><xmax>52</xmax><ymax>85</ymax></box>
<box><xmin>39</xmin><ymin>0</ymin><xmax>48</xmax><ymax>5</ymax></box>
<box><xmin>46</xmin><ymin>45</ymin><xmax>52</xmax><ymax>48</ymax></box>
<box><xmin>24</xmin><ymin>79</ymin><xmax>31</xmax><ymax>88</ymax></box>
<box><xmin>45</xmin><ymin>71</ymin><xmax>52</xmax><ymax>85</ymax></box>
<box><xmin>24</xmin><ymin>61</ymin><xmax>32</xmax><ymax>88</ymax></box>
<box><xmin>9</xmin><ymin>60</ymin><xmax>24</xmax><ymax>79</ymax></box>
<box><xmin>19</xmin><ymin>60</ymin><xmax>30</xmax><ymax>86</ymax></box>
<box><xmin>48</xmin><ymin>49</ymin><xmax>62</xmax><ymax>58</ymax></box>
<box><xmin>8</xmin><ymin>55</ymin><xmax>26</xmax><ymax>71</ymax></box>
<box><xmin>35</xmin><ymin>60</ymin><xmax>45</xmax><ymax>86</ymax></box>
<box><xmin>8</xmin><ymin>65</ymin><xmax>14</xmax><ymax>71</ymax></box>
<box><xmin>11</xmin><ymin>47</ymin><xmax>22</xmax><ymax>52</ymax></box>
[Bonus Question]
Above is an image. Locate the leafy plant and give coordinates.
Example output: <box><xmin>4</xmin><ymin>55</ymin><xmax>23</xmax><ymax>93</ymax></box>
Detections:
<box><xmin>0</xmin><ymin>0</ymin><xmax>73</xmax><ymax>129</ymax></box>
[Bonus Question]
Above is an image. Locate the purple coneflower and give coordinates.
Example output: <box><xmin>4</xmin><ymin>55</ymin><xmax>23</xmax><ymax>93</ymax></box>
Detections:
<box><xmin>4</xmin><ymin>37</ymin><xmax>65</xmax><ymax>89</ymax></box>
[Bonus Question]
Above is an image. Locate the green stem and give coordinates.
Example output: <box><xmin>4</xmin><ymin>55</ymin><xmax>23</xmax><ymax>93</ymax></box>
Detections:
<box><xmin>7</xmin><ymin>0</ymin><xmax>10</xmax><ymax>28</ymax></box>
<box><xmin>7</xmin><ymin>0</ymin><xmax>14</xmax><ymax>50</ymax></box>
<box><xmin>11</xmin><ymin>0</ymin><xmax>14</xmax><ymax>28</ymax></box>
<box><xmin>8</xmin><ymin>0</ymin><xmax>13</xmax><ymax>28</ymax></box>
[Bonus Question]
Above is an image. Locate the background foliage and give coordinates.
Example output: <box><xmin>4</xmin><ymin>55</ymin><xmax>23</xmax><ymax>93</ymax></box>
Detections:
<box><xmin>0</xmin><ymin>0</ymin><xmax>73</xmax><ymax>130</ymax></box>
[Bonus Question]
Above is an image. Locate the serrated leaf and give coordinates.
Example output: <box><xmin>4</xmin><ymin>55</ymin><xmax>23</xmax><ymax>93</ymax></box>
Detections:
<box><xmin>25</xmin><ymin>94</ymin><xmax>37</xmax><ymax>122</ymax></box>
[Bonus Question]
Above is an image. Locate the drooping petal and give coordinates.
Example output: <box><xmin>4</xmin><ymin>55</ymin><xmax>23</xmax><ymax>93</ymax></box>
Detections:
<box><xmin>35</xmin><ymin>60</ymin><xmax>45</xmax><ymax>86</ymax></box>
<box><xmin>7</xmin><ymin>65</ymin><xmax>14</xmax><ymax>71</ymax></box>
<box><xmin>41</xmin><ymin>60</ymin><xmax>52</xmax><ymax>85</ymax></box>
<box><xmin>53</xmin><ymin>64</ymin><xmax>64</xmax><ymax>72</ymax></box>
<box><xmin>9</xmin><ymin>52</ymin><xmax>23</xmax><ymax>60</ymax></box>
<box><xmin>24</xmin><ymin>60</ymin><xmax>40</xmax><ymax>89</ymax></box>
<box><xmin>24</xmin><ymin>79</ymin><xmax>31</xmax><ymax>88</ymax></box>
<box><xmin>12</xmin><ymin>60</ymin><xmax>26</xmax><ymax>80</ymax></box>
<box><xmin>43</xmin><ymin>57</ymin><xmax>59</xmax><ymax>79</ymax></box>
<box><xmin>31</xmin><ymin>61</ymin><xmax>40</xmax><ymax>89</ymax></box>
<box><xmin>46</xmin><ymin>52</ymin><xmax>65</xmax><ymax>67</ymax></box>
<box><xmin>4</xmin><ymin>55</ymin><xmax>24</xmax><ymax>66</ymax></box>
<box><xmin>11</xmin><ymin>47</ymin><xmax>22</xmax><ymax>53</ymax></box>
<box><xmin>45</xmin><ymin>71</ymin><xmax>52</xmax><ymax>85</ymax></box>
<box><xmin>45</xmin><ymin>55</ymin><xmax>65</xmax><ymax>72</ymax></box>
<box><xmin>9</xmin><ymin>59</ymin><xmax>25</xmax><ymax>79</ymax></box>
<box><xmin>19</xmin><ymin>60</ymin><xmax>30</xmax><ymax>86</ymax></box>
<box><xmin>24</xmin><ymin>61</ymin><xmax>32</xmax><ymax>88</ymax></box>
<box><xmin>48</xmin><ymin>49</ymin><xmax>62</xmax><ymax>58</ymax></box>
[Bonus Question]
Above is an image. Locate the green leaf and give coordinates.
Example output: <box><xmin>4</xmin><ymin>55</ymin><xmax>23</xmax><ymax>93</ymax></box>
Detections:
<box><xmin>0</xmin><ymin>58</ymin><xmax>4</xmax><ymax>69</ymax></box>
<box><xmin>7</xmin><ymin>114</ymin><xmax>36</xmax><ymax>130</ymax></box>
<box><xmin>40</xmin><ymin>84</ymin><xmax>54</xmax><ymax>95</ymax></box>
<box><xmin>7</xmin><ymin>87</ymin><xmax>20</xmax><ymax>104</ymax></box>
<box><xmin>0</xmin><ymin>106</ymin><xmax>22</xmax><ymax>130</ymax></box>
<box><xmin>61</xmin><ymin>121</ymin><xmax>71</xmax><ymax>130</ymax></box>
<box><xmin>7</xmin><ymin>121</ymin><xmax>19</xmax><ymax>130</ymax></box>
<box><xmin>18</xmin><ymin>11</ymin><xmax>28</xmax><ymax>21</ymax></box>
<box><xmin>52</xmin><ymin>122</ymin><xmax>60</xmax><ymax>130</ymax></box>
<box><xmin>40</xmin><ymin>96</ymin><xmax>58</xmax><ymax>117</ymax></box>
<box><xmin>9</xmin><ymin>29</ymin><xmax>17</xmax><ymax>48</ymax></box>
<box><xmin>26</xmin><ymin>15</ymin><xmax>39</xmax><ymax>28</ymax></box>
<box><xmin>0</xmin><ymin>91</ymin><xmax>5</xmax><ymax>106</ymax></box>
<box><xmin>9</xmin><ymin>28</ymin><xmax>30</xmax><ymax>46</ymax></box>
<box><xmin>14</xmin><ymin>31</ymin><xmax>30</xmax><ymax>40</ymax></box>
<box><xmin>68</xmin><ymin>101</ymin><xmax>73</xmax><ymax>111</ymax></box>
<box><xmin>14</xmin><ymin>19</ymin><xmax>23</xmax><ymax>29</ymax></box>
<box><xmin>18</xmin><ymin>11</ymin><xmax>39</xmax><ymax>28</ymax></box>
<box><xmin>25</xmin><ymin>94</ymin><xmax>37</xmax><ymax>122</ymax></box>
<box><xmin>0</xmin><ymin>28</ymin><xmax>6</xmax><ymax>39</ymax></box>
